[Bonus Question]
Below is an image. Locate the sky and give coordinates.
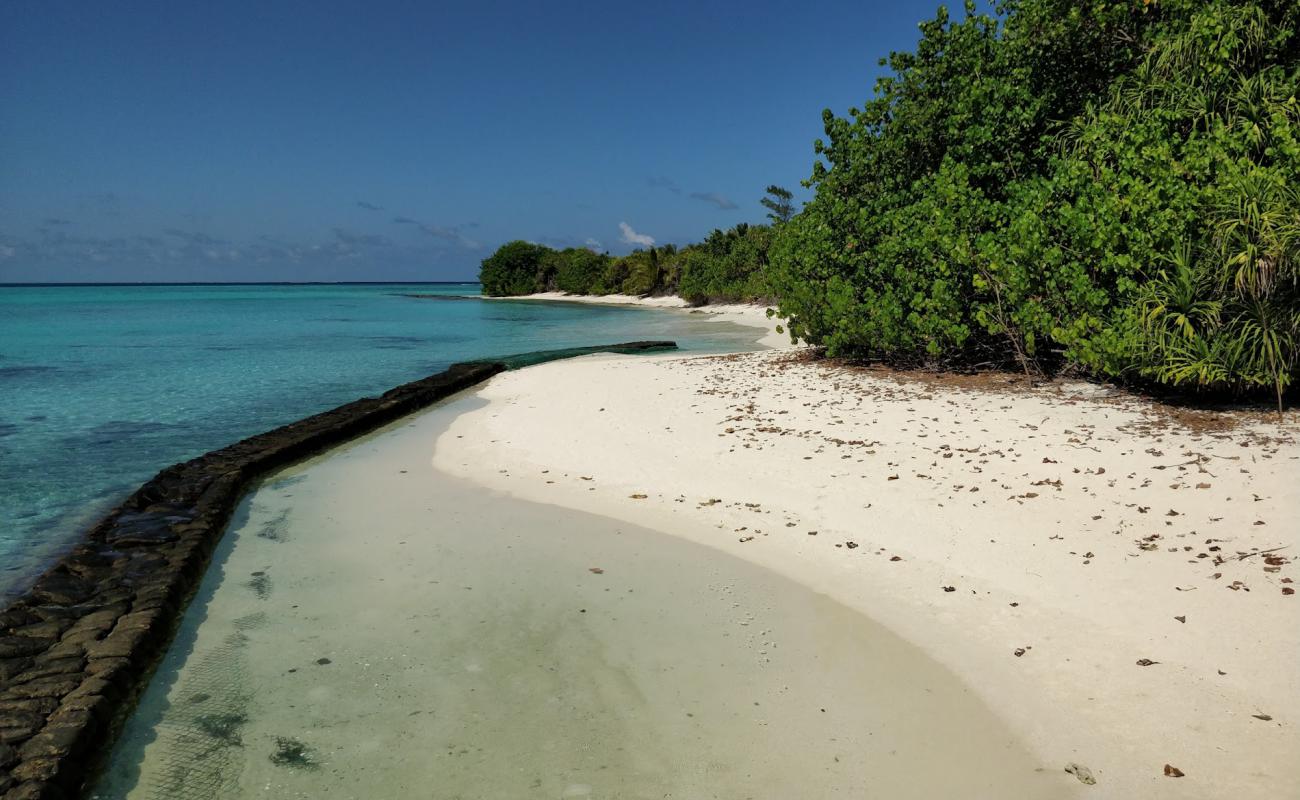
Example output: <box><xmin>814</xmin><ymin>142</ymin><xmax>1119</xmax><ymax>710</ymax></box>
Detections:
<box><xmin>0</xmin><ymin>1</ymin><xmax>984</xmax><ymax>282</ymax></box>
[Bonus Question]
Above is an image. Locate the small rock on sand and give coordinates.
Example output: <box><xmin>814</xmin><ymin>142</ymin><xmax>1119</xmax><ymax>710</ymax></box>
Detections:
<box><xmin>1065</xmin><ymin>762</ymin><xmax>1096</xmax><ymax>785</ymax></box>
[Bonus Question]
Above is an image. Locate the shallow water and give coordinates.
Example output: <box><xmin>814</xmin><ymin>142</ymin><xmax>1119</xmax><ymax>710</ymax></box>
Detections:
<box><xmin>0</xmin><ymin>283</ymin><xmax>759</xmax><ymax>596</ymax></box>
<box><xmin>94</xmin><ymin>394</ymin><xmax>1064</xmax><ymax>800</ymax></box>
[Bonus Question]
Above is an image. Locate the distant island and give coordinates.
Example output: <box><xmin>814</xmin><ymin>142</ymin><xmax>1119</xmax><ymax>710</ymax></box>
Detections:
<box><xmin>478</xmin><ymin>208</ymin><xmax>782</xmax><ymax>307</ymax></box>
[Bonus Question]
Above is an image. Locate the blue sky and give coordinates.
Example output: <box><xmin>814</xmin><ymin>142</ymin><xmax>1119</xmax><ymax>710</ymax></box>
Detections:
<box><xmin>0</xmin><ymin>1</ymin><xmax>981</xmax><ymax>282</ymax></box>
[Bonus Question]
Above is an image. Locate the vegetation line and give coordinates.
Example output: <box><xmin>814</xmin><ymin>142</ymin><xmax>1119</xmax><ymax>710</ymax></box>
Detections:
<box><xmin>483</xmin><ymin>0</ymin><xmax>1299</xmax><ymax>408</ymax></box>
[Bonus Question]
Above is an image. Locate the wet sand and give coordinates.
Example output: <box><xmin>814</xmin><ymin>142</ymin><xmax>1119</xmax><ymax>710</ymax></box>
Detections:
<box><xmin>94</xmin><ymin>394</ymin><xmax>1063</xmax><ymax>799</ymax></box>
<box><xmin>433</xmin><ymin>346</ymin><xmax>1300</xmax><ymax>799</ymax></box>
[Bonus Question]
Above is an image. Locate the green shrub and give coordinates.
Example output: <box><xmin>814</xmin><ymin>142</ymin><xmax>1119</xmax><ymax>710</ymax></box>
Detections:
<box><xmin>770</xmin><ymin>0</ymin><xmax>1300</xmax><ymax>403</ymax></box>
<box><xmin>678</xmin><ymin>224</ymin><xmax>773</xmax><ymax>305</ymax></box>
<box><xmin>479</xmin><ymin>240</ymin><xmax>551</xmax><ymax>296</ymax></box>
<box><xmin>551</xmin><ymin>247</ymin><xmax>610</xmax><ymax>294</ymax></box>
<box><xmin>617</xmin><ymin>249</ymin><xmax>661</xmax><ymax>295</ymax></box>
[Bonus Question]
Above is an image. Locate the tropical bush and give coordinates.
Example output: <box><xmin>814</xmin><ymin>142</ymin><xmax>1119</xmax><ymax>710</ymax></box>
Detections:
<box><xmin>549</xmin><ymin>247</ymin><xmax>610</xmax><ymax>294</ymax></box>
<box><xmin>479</xmin><ymin>222</ymin><xmax>774</xmax><ymax>305</ymax></box>
<box><xmin>479</xmin><ymin>240</ymin><xmax>551</xmax><ymax>296</ymax></box>
<box><xmin>770</xmin><ymin>0</ymin><xmax>1300</xmax><ymax>406</ymax></box>
<box><xmin>678</xmin><ymin>224</ymin><xmax>774</xmax><ymax>304</ymax></box>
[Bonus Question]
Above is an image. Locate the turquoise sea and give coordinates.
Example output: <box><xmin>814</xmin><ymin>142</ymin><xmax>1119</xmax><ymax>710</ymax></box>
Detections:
<box><xmin>0</xmin><ymin>283</ymin><xmax>760</xmax><ymax>597</ymax></box>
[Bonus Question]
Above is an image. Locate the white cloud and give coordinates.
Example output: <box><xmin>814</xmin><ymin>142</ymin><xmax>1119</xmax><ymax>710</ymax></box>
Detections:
<box><xmin>585</xmin><ymin>237</ymin><xmax>603</xmax><ymax>251</ymax></box>
<box><xmin>618</xmin><ymin>222</ymin><xmax>654</xmax><ymax>247</ymax></box>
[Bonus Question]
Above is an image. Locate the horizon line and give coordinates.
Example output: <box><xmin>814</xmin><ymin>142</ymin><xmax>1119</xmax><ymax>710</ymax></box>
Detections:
<box><xmin>0</xmin><ymin>280</ymin><xmax>482</xmax><ymax>287</ymax></box>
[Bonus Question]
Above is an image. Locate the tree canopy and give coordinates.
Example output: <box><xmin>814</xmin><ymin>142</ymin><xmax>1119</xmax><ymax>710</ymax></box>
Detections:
<box><xmin>761</xmin><ymin>185</ymin><xmax>796</xmax><ymax>224</ymax></box>
<box><xmin>769</xmin><ymin>0</ymin><xmax>1299</xmax><ymax>406</ymax></box>
<box><xmin>479</xmin><ymin>240</ymin><xmax>551</xmax><ymax>296</ymax></box>
<box><xmin>478</xmin><ymin>224</ymin><xmax>774</xmax><ymax>305</ymax></box>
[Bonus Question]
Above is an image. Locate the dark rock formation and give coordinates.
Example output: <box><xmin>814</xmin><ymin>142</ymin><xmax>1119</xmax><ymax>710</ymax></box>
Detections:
<box><xmin>0</xmin><ymin>341</ymin><xmax>674</xmax><ymax>798</ymax></box>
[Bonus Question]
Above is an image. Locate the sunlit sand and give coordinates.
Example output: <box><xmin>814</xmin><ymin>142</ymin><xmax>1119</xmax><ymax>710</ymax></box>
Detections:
<box><xmin>95</xmin><ymin>395</ymin><xmax>1060</xmax><ymax>799</ymax></box>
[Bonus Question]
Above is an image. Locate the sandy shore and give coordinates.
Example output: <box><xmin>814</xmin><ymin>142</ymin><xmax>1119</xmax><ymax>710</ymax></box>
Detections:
<box><xmin>434</xmin><ymin>315</ymin><xmax>1300</xmax><ymax>797</ymax></box>
<box><xmin>496</xmin><ymin>291</ymin><xmax>696</xmax><ymax>309</ymax></box>
<box><xmin>97</xmin><ymin>397</ymin><xmax>1061</xmax><ymax>799</ymax></box>
<box><xmin>490</xmin><ymin>291</ymin><xmax>792</xmax><ymax>349</ymax></box>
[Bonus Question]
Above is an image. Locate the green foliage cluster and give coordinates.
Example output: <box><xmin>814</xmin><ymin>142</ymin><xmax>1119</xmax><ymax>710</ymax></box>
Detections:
<box><xmin>478</xmin><ymin>240</ymin><xmax>551</xmax><ymax>296</ymax></box>
<box><xmin>770</xmin><ymin>0</ymin><xmax>1300</xmax><ymax>406</ymax></box>
<box><xmin>480</xmin><ymin>222</ymin><xmax>776</xmax><ymax>304</ymax></box>
<box><xmin>677</xmin><ymin>224</ymin><xmax>774</xmax><ymax>304</ymax></box>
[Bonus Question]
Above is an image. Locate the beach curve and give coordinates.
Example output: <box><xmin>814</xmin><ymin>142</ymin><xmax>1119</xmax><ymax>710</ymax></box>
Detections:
<box><xmin>432</xmin><ymin>302</ymin><xmax>1300</xmax><ymax>799</ymax></box>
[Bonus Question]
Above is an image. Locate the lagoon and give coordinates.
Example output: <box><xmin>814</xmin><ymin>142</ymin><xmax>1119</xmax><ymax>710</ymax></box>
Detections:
<box><xmin>0</xmin><ymin>284</ymin><xmax>759</xmax><ymax>597</ymax></box>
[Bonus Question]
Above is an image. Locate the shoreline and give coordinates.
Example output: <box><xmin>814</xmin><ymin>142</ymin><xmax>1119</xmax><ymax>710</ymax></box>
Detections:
<box><xmin>6</xmin><ymin>287</ymin><xmax>1293</xmax><ymax>796</ymax></box>
<box><xmin>483</xmin><ymin>291</ymin><xmax>794</xmax><ymax>350</ymax></box>
<box><xmin>95</xmin><ymin>390</ymin><xmax>1064</xmax><ymax>798</ymax></box>
<box><xmin>0</xmin><ymin>343</ymin><xmax>669</xmax><ymax>799</ymax></box>
<box><xmin>432</xmin><ymin>333</ymin><xmax>1300</xmax><ymax>796</ymax></box>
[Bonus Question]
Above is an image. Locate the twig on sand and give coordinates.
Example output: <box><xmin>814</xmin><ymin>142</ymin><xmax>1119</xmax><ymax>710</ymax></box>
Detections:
<box><xmin>1237</xmin><ymin>545</ymin><xmax>1289</xmax><ymax>562</ymax></box>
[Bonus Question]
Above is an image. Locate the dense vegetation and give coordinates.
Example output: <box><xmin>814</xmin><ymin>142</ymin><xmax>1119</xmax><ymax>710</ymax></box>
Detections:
<box><xmin>479</xmin><ymin>220</ymin><xmax>776</xmax><ymax>305</ymax></box>
<box><xmin>482</xmin><ymin>0</ymin><xmax>1298</xmax><ymax>405</ymax></box>
<box><xmin>770</xmin><ymin>0</ymin><xmax>1299</xmax><ymax>406</ymax></box>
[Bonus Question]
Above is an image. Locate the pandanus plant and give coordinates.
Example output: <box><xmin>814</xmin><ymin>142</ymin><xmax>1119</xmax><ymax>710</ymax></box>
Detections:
<box><xmin>1143</xmin><ymin>174</ymin><xmax>1300</xmax><ymax>412</ymax></box>
<box><xmin>1213</xmin><ymin>173</ymin><xmax>1300</xmax><ymax>412</ymax></box>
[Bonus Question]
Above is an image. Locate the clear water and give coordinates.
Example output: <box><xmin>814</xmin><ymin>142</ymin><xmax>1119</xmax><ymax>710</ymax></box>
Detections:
<box><xmin>93</xmin><ymin>396</ymin><xmax>1060</xmax><ymax>800</ymax></box>
<box><xmin>0</xmin><ymin>284</ymin><xmax>760</xmax><ymax>596</ymax></box>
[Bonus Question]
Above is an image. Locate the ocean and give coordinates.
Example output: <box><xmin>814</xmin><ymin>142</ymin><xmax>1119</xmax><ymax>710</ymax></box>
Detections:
<box><xmin>0</xmin><ymin>283</ymin><xmax>760</xmax><ymax>597</ymax></box>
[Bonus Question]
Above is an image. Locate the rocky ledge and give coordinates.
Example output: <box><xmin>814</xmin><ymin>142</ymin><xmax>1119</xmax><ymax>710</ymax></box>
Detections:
<box><xmin>0</xmin><ymin>341</ymin><xmax>674</xmax><ymax>799</ymax></box>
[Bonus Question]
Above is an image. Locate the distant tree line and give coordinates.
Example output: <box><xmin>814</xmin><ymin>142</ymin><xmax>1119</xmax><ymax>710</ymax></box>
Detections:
<box><xmin>479</xmin><ymin>189</ymin><xmax>792</xmax><ymax>305</ymax></box>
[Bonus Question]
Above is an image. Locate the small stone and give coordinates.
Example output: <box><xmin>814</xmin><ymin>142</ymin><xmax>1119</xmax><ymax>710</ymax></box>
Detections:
<box><xmin>10</xmin><ymin>622</ymin><xmax>67</xmax><ymax>641</ymax></box>
<box><xmin>10</xmin><ymin>756</ymin><xmax>61</xmax><ymax>783</ymax></box>
<box><xmin>8</xmin><ymin>658</ymin><xmax>84</xmax><ymax>686</ymax></box>
<box><xmin>269</xmin><ymin>736</ymin><xmax>318</xmax><ymax>769</ymax></box>
<box><xmin>51</xmin><ymin>692</ymin><xmax>108</xmax><ymax>723</ymax></box>
<box><xmin>106</xmin><ymin>513</ymin><xmax>181</xmax><ymax>546</ymax></box>
<box><xmin>0</xmin><ymin>726</ymin><xmax>39</xmax><ymax>745</ymax></box>
<box><xmin>0</xmin><ymin>658</ymin><xmax>34</xmax><ymax>682</ymax></box>
<box><xmin>18</xmin><ymin>725</ymin><xmax>83</xmax><ymax>760</ymax></box>
<box><xmin>1064</xmin><ymin>762</ymin><xmax>1096</xmax><ymax>785</ymax></box>
<box><xmin>85</xmin><ymin>657</ymin><xmax>130</xmax><ymax>679</ymax></box>
<box><xmin>30</xmin><ymin>573</ymin><xmax>92</xmax><ymax>605</ymax></box>
<box><xmin>1</xmin><ymin>675</ymin><xmax>82</xmax><ymax>700</ymax></box>
<box><xmin>0</xmin><ymin>638</ymin><xmax>51</xmax><ymax>660</ymax></box>
<box><xmin>0</xmin><ymin>610</ymin><xmax>38</xmax><ymax>630</ymax></box>
<box><xmin>0</xmin><ymin>698</ymin><xmax>59</xmax><ymax>717</ymax></box>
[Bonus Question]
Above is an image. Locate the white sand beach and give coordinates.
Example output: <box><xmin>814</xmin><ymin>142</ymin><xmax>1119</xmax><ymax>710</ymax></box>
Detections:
<box><xmin>96</xmin><ymin>394</ymin><xmax>1063</xmax><ymax>799</ymax></box>
<box><xmin>489</xmin><ymin>291</ymin><xmax>791</xmax><ymax>349</ymax></box>
<box><xmin>433</xmin><ymin>301</ymin><xmax>1300</xmax><ymax>798</ymax></box>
